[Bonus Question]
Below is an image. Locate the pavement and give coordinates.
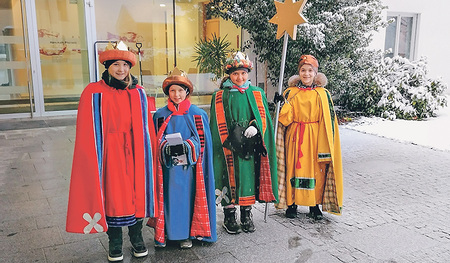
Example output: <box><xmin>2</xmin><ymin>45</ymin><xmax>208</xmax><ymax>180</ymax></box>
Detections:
<box><xmin>0</xmin><ymin>116</ymin><xmax>449</xmax><ymax>263</ymax></box>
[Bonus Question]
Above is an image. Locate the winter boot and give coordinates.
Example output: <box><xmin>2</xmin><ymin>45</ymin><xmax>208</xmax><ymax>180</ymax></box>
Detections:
<box><xmin>106</xmin><ymin>227</ymin><xmax>123</xmax><ymax>262</ymax></box>
<box><xmin>223</xmin><ymin>207</ymin><xmax>241</xmax><ymax>234</ymax></box>
<box><xmin>128</xmin><ymin>219</ymin><xmax>148</xmax><ymax>258</ymax></box>
<box><xmin>308</xmin><ymin>205</ymin><xmax>323</xmax><ymax>221</ymax></box>
<box><xmin>285</xmin><ymin>204</ymin><xmax>298</xmax><ymax>218</ymax></box>
<box><xmin>240</xmin><ymin>206</ymin><xmax>256</xmax><ymax>233</ymax></box>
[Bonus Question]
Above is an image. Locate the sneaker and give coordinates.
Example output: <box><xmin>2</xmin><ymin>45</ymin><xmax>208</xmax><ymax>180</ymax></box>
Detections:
<box><xmin>179</xmin><ymin>239</ymin><xmax>192</xmax><ymax>249</ymax></box>
<box><xmin>128</xmin><ymin>220</ymin><xmax>148</xmax><ymax>258</ymax></box>
<box><xmin>154</xmin><ymin>240</ymin><xmax>166</xmax><ymax>248</ymax></box>
<box><xmin>107</xmin><ymin>250</ymin><xmax>123</xmax><ymax>262</ymax></box>
<box><xmin>131</xmin><ymin>244</ymin><xmax>148</xmax><ymax>258</ymax></box>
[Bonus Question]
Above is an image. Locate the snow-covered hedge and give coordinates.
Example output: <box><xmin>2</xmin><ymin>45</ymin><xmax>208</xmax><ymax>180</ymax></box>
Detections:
<box><xmin>375</xmin><ymin>56</ymin><xmax>448</xmax><ymax>120</ymax></box>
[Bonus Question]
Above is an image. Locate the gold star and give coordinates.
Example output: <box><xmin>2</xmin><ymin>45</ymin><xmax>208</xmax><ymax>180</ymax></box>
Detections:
<box><xmin>269</xmin><ymin>0</ymin><xmax>308</xmax><ymax>40</ymax></box>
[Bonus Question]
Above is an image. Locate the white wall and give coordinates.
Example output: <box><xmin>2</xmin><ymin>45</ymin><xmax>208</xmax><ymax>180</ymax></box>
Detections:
<box><xmin>369</xmin><ymin>0</ymin><xmax>450</xmax><ymax>90</ymax></box>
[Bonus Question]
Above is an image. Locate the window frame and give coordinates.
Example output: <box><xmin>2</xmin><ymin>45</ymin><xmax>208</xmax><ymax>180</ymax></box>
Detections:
<box><xmin>385</xmin><ymin>12</ymin><xmax>420</xmax><ymax>60</ymax></box>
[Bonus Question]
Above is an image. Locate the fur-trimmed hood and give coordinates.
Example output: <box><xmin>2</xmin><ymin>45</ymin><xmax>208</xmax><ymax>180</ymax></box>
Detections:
<box><xmin>288</xmin><ymin>72</ymin><xmax>328</xmax><ymax>87</ymax></box>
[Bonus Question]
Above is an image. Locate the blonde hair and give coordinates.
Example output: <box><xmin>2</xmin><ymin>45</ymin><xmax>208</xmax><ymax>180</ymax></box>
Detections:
<box><xmin>125</xmin><ymin>72</ymin><xmax>132</xmax><ymax>88</ymax></box>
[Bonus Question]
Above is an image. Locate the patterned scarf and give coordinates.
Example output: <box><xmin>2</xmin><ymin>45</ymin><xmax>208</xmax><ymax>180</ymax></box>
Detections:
<box><xmin>222</xmin><ymin>78</ymin><xmax>250</xmax><ymax>93</ymax></box>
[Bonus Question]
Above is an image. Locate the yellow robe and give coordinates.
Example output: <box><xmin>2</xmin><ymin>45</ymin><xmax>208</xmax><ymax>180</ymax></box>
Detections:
<box><xmin>276</xmin><ymin>86</ymin><xmax>343</xmax><ymax>215</ymax></box>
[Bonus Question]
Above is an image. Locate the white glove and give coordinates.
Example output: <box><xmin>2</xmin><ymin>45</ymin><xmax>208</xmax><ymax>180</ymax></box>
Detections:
<box><xmin>244</xmin><ymin>126</ymin><xmax>257</xmax><ymax>138</ymax></box>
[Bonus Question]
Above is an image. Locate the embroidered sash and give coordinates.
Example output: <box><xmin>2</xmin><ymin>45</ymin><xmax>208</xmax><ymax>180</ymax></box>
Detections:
<box><xmin>214</xmin><ymin>90</ymin><xmax>237</xmax><ymax>203</ymax></box>
<box><xmin>152</xmin><ymin>115</ymin><xmax>171</xmax><ymax>244</ymax></box>
<box><xmin>190</xmin><ymin>115</ymin><xmax>211</xmax><ymax>237</ymax></box>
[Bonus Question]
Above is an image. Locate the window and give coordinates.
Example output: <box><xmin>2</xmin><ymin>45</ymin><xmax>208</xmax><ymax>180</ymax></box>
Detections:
<box><xmin>384</xmin><ymin>12</ymin><xmax>420</xmax><ymax>60</ymax></box>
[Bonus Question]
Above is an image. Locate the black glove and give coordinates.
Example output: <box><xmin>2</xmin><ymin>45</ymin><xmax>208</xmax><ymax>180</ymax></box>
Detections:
<box><xmin>165</xmin><ymin>144</ymin><xmax>186</xmax><ymax>156</ymax></box>
<box><xmin>273</xmin><ymin>91</ymin><xmax>284</xmax><ymax>104</ymax></box>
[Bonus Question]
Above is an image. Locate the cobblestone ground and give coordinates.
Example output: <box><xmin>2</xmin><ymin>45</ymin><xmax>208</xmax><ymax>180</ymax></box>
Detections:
<box><xmin>0</xmin><ymin>120</ymin><xmax>449</xmax><ymax>262</ymax></box>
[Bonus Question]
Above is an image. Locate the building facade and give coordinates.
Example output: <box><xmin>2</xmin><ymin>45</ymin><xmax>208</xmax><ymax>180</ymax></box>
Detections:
<box><xmin>0</xmin><ymin>0</ymin><xmax>243</xmax><ymax>118</ymax></box>
<box><xmin>2</xmin><ymin>1</ymin><xmax>448</xmax><ymax>119</ymax></box>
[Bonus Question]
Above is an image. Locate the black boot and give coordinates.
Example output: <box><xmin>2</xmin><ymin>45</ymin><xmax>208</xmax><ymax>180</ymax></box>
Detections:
<box><xmin>285</xmin><ymin>204</ymin><xmax>297</xmax><ymax>218</ymax></box>
<box><xmin>240</xmin><ymin>206</ymin><xmax>256</xmax><ymax>233</ymax></box>
<box><xmin>128</xmin><ymin>219</ymin><xmax>148</xmax><ymax>258</ymax></box>
<box><xmin>223</xmin><ymin>207</ymin><xmax>241</xmax><ymax>234</ymax></box>
<box><xmin>308</xmin><ymin>205</ymin><xmax>323</xmax><ymax>221</ymax></box>
<box><xmin>106</xmin><ymin>227</ymin><xmax>123</xmax><ymax>262</ymax></box>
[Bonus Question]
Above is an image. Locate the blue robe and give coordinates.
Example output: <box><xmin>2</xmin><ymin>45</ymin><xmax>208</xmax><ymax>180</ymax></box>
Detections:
<box><xmin>153</xmin><ymin>103</ymin><xmax>217</xmax><ymax>242</ymax></box>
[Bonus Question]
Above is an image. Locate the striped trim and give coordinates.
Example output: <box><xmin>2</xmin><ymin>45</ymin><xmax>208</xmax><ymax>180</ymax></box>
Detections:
<box><xmin>239</xmin><ymin>196</ymin><xmax>256</xmax><ymax>206</ymax></box>
<box><xmin>190</xmin><ymin>115</ymin><xmax>212</xmax><ymax>237</ymax></box>
<box><xmin>186</xmin><ymin>139</ymin><xmax>197</xmax><ymax>163</ymax></box>
<box><xmin>92</xmin><ymin>93</ymin><xmax>103</xmax><ymax>190</ymax></box>
<box><xmin>160</xmin><ymin>140</ymin><xmax>168</xmax><ymax>165</ymax></box>
<box><xmin>252</xmin><ymin>91</ymin><xmax>267</xmax><ymax>134</ymax></box>
<box><xmin>325</xmin><ymin>90</ymin><xmax>335</xmax><ymax>137</ymax></box>
<box><xmin>154</xmin><ymin>115</ymin><xmax>172</xmax><ymax>244</ymax></box>
<box><xmin>318</xmin><ymin>153</ymin><xmax>331</xmax><ymax>160</ymax></box>
<box><xmin>106</xmin><ymin>215</ymin><xmax>137</xmax><ymax>227</ymax></box>
<box><xmin>195</xmin><ymin>115</ymin><xmax>205</xmax><ymax>153</ymax></box>
<box><xmin>252</xmin><ymin>90</ymin><xmax>276</xmax><ymax>202</ymax></box>
<box><xmin>137</xmin><ymin>89</ymin><xmax>155</xmax><ymax>217</ymax></box>
<box><xmin>214</xmin><ymin>90</ymin><xmax>236</xmax><ymax>203</ymax></box>
<box><xmin>290</xmin><ymin>177</ymin><xmax>316</xmax><ymax>190</ymax></box>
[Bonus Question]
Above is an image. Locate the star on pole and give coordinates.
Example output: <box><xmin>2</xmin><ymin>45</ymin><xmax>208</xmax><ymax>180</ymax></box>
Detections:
<box><xmin>269</xmin><ymin>0</ymin><xmax>308</xmax><ymax>40</ymax></box>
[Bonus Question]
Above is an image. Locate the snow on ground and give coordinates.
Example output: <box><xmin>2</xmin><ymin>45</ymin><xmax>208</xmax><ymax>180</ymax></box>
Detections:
<box><xmin>343</xmin><ymin>99</ymin><xmax>450</xmax><ymax>152</ymax></box>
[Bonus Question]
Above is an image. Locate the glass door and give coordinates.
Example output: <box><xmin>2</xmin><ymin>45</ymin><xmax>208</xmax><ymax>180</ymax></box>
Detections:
<box><xmin>0</xmin><ymin>0</ymin><xmax>33</xmax><ymax>115</ymax></box>
<box><xmin>34</xmin><ymin>0</ymin><xmax>90</xmax><ymax>112</ymax></box>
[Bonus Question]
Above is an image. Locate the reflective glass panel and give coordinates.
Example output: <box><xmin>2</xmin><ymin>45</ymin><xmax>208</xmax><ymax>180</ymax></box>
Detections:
<box><xmin>35</xmin><ymin>0</ymin><xmax>89</xmax><ymax>111</ymax></box>
<box><xmin>0</xmin><ymin>0</ymin><xmax>32</xmax><ymax>114</ymax></box>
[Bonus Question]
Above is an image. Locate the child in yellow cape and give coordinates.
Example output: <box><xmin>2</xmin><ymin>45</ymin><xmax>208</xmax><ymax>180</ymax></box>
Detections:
<box><xmin>275</xmin><ymin>54</ymin><xmax>343</xmax><ymax>220</ymax></box>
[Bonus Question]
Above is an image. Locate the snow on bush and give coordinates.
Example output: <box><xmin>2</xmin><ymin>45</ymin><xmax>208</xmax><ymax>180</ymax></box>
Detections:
<box><xmin>375</xmin><ymin>55</ymin><xmax>448</xmax><ymax>120</ymax></box>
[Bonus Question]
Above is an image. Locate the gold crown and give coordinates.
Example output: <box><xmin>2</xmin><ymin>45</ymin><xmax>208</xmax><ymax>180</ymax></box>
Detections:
<box><xmin>162</xmin><ymin>67</ymin><xmax>193</xmax><ymax>95</ymax></box>
<box><xmin>99</xmin><ymin>41</ymin><xmax>136</xmax><ymax>67</ymax></box>
<box><xmin>105</xmin><ymin>41</ymin><xmax>129</xmax><ymax>51</ymax></box>
<box><xmin>168</xmin><ymin>67</ymin><xmax>188</xmax><ymax>78</ymax></box>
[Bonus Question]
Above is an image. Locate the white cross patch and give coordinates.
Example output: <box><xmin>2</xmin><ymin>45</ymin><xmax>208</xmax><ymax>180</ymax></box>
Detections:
<box><xmin>83</xmin><ymin>212</ymin><xmax>104</xmax><ymax>234</ymax></box>
<box><xmin>215</xmin><ymin>186</ymin><xmax>230</xmax><ymax>205</ymax></box>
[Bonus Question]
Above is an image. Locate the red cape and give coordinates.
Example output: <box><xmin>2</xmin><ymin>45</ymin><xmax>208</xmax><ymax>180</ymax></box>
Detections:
<box><xmin>66</xmin><ymin>81</ymin><xmax>157</xmax><ymax>234</ymax></box>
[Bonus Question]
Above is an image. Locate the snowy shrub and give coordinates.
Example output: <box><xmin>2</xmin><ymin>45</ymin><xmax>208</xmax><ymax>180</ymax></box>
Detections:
<box><xmin>374</xmin><ymin>56</ymin><xmax>447</xmax><ymax>120</ymax></box>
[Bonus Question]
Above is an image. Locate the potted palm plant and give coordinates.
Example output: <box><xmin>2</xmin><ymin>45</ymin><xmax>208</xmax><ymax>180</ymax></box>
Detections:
<box><xmin>192</xmin><ymin>33</ymin><xmax>232</xmax><ymax>81</ymax></box>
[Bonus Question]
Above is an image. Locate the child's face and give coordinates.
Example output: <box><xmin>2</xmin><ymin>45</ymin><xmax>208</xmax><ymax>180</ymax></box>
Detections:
<box><xmin>299</xmin><ymin>64</ymin><xmax>316</xmax><ymax>86</ymax></box>
<box><xmin>108</xmin><ymin>60</ymin><xmax>130</xmax><ymax>81</ymax></box>
<box><xmin>229</xmin><ymin>69</ymin><xmax>248</xmax><ymax>87</ymax></box>
<box><xmin>168</xmin><ymin>84</ymin><xmax>187</xmax><ymax>105</ymax></box>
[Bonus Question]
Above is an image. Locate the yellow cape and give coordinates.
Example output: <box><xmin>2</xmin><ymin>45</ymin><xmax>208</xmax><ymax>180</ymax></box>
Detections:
<box><xmin>275</xmin><ymin>87</ymin><xmax>343</xmax><ymax>215</ymax></box>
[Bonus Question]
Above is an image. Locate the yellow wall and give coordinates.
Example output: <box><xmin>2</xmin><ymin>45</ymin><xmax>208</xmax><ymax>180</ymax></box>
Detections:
<box><xmin>220</xmin><ymin>19</ymin><xmax>241</xmax><ymax>51</ymax></box>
